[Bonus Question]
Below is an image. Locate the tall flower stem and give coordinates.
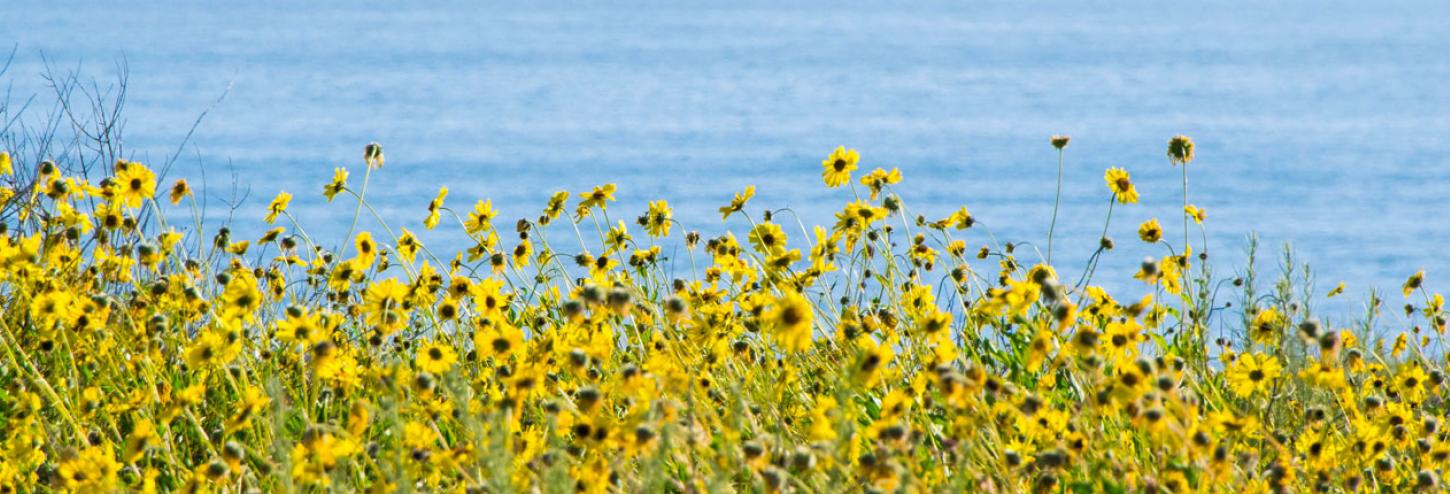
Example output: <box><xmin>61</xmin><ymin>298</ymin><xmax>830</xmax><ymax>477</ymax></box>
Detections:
<box><xmin>1048</xmin><ymin>147</ymin><xmax>1064</xmax><ymax>265</ymax></box>
<box><xmin>344</xmin><ymin>162</ymin><xmax>373</xmax><ymax>245</ymax></box>
<box><xmin>1182</xmin><ymin>164</ymin><xmax>1190</xmax><ymax>255</ymax></box>
<box><xmin>1178</xmin><ymin>161</ymin><xmax>1192</xmax><ymax>339</ymax></box>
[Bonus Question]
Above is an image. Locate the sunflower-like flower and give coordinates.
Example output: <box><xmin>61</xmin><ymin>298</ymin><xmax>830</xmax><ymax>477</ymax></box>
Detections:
<box><xmin>363</xmin><ymin>278</ymin><xmax>410</xmax><ymax>336</ymax></box>
<box><xmin>1185</xmin><ymin>204</ymin><xmax>1206</xmax><ymax>224</ymax></box>
<box><xmin>719</xmin><ymin>185</ymin><xmax>756</xmax><ymax>220</ymax></box>
<box><xmin>748</xmin><ymin>222</ymin><xmax>788</xmax><ymax>255</ymax></box>
<box><xmin>113</xmin><ymin>160</ymin><xmax>157</xmax><ymax>209</ymax></box>
<box><xmin>353</xmin><ymin>231</ymin><xmax>378</xmax><ymax>268</ymax></box>
<box><xmin>769</xmin><ymin>290</ymin><xmax>814</xmax><ymax>352</ymax></box>
<box><xmin>265</xmin><ymin>191</ymin><xmax>292</xmax><ymax>224</ymax></box>
<box><xmin>1168</xmin><ymin>135</ymin><xmax>1195</xmax><ymax>165</ymax></box>
<box><xmin>1226</xmin><ymin>352</ymin><xmax>1281</xmax><ymax>397</ymax></box>
<box><xmin>821</xmin><ymin>146</ymin><xmax>859</xmax><ymax>188</ymax></box>
<box><xmin>416</xmin><ymin>340</ymin><xmax>458</xmax><ymax>374</ymax></box>
<box><xmin>859</xmin><ymin>167</ymin><xmax>902</xmax><ymax>200</ymax></box>
<box><xmin>1137</xmin><ymin>218</ymin><xmax>1162</xmax><ymax>243</ymax></box>
<box><xmin>1104</xmin><ymin>167</ymin><xmax>1139</xmax><ymax>204</ymax></box>
<box><xmin>424</xmin><ymin>186</ymin><xmax>448</xmax><ymax>230</ymax></box>
<box><xmin>275</xmin><ymin>307</ymin><xmax>329</xmax><ymax>346</ymax></box>
<box><xmin>541</xmin><ymin>190</ymin><xmax>569</xmax><ymax>225</ymax></box>
<box><xmin>576</xmin><ymin>183</ymin><xmax>617</xmax><ymax>219</ymax></box>
<box><xmin>323</xmin><ymin>167</ymin><xmax>349</xmax><ymax>201</ymax></box>
<box><xmin>1404</xmin><ymin>270</ymin><xmax>1425</xmax><ymax>297</ymax></box>
<box><xmin>56</xmin><ymin>446</ymin><xmax>122</xmax><ymax>491</ymax></box>
<box><xmin>219</xmin><ymin>270</ymin><xmax>263</xmax><ymax>323</ymax></box>
<box><xmin>643</xmin><ymin>200</ymin><xmax>672</xmax><ymax>237</ymax></box>
<box><xmin>1395</xmin><ymin>362</ymin><xmax>1430</xmax><ymax>403</ymax></box>
<box><xmin>169</xmin><ymin>179</ymin><xmax>192</xmax><ymax>205</ymax></box>
<box><xmin>938</xmin><ymin>206</ymin><xmax>974</xmax><ymax>230</ymax></box>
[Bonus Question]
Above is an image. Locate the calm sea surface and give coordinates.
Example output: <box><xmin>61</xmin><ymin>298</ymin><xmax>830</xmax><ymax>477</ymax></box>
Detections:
<box><xmin>6</xmin><ymin>0</ymin><xmax>1450</xmax><ymax>320</ymax></box>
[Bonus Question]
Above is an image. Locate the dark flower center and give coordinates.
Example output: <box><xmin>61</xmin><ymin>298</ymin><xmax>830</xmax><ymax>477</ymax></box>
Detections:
<box><xmin>781</xmin><ymin>305</ymin><xmax>804</xmax><ymax>326</ymax></box>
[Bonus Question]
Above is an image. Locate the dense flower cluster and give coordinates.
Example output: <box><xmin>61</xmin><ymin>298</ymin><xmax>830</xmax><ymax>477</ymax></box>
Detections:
<box><xmin>0</xmin><ymin>138</ymin><xmax>1446</xmax><ymax>493</ymax></box>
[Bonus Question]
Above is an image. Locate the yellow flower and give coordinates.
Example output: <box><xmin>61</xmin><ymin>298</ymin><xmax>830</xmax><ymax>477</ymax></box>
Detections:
<box><xmin>748</xmin><ymin>222</ymin><xmax>788</xmax><ymax>255</ymax></box>
<box><xmin>290</xmin><ymin>430</ymin><xmax>358</xmax><ymax>487</ymax></box>
<box><xmin>403</xmin><ymin>421</ymin><xmax>438</xmax><ymax>450</ymax></box>
<box><xmin>397</xmin><ymin>228</ymin><xmax>421</xmax><ymax>264</ymax></box>
<box><xmin>465</xmin><ymin>200</ymin><xmax>498</xmax><ymax>235</ymax></box>
<box><xmin>187</xmin><ymin>326</ymin><xmax>240</xmax><ymax>368</ymax></box>
<box><xmin>1226</xmin><ymin>352</ymin><xmax>1281</xmax><ymax>397</ymax></box>
<box><xmin>541</xmin><ymin>190</ymin><xmax>569</xmax><ymax>224</ymax></box>
<box><xmin>1298</xmin><ymin>357</ymin><xmax>1346</xmax><ymax>390</ymax></box>
<box><xmin>363</xmin><ymin>278</ymin><xmax>410</xmax><ymax>335</ymax></box>
<box><xmin>416</xmin><ymin>340</ymin><xmax>458</xmax><ymax>374</ymax></box>
<box><xmin>1397</xmin><ymin>363</ymin><xmax>1429</xmax><ymax>402</ymax></box>
<box><xmin>225</xmin><ymin>239</ymin><xmax>250</xmax><ymax>255</ymax></box>
<box><xmin>1104</xmin><ymin>167</ymin><xmax>1139</xmax><ymax>204</ymax></box>
<box><xmin>769</xmin><ymin>291</ymin><xmax>814</xmax><ymax>352</ymax></box>
<box><xmin>719</xmin><ymin>185</ymin><xmax>756</xmax><ymax>220</ymax></box>
<box><xmin>56</xmin><ymin>446</ymin><xmax>121</xmax><ymax>491</ymax></box>
<box><xmin>821</xmin><ymin>146</ymin><xmax>860</xmax><ymax>188</ymax></box>
<box><xmin>1103</xmin><ymin>318</ymin><xmax>1144</xmax><ymax>368</ymax></box>
<box><xmin>1249</xmin><ymin>307</ymin><xmax>1284</xmax><ymax>345</ymax></box>
<box><xmin>354</xmin><ymin>231</ymin><xmax>378</xmax><ymax>267</ymax></box>
<box><xmin>1168</xmin><ymin>135</ymin><xmax>1195</xmax><ymax>165</ymax></box>
<box><xmin>219</xmin><ymin>270</ymin><xmax>263</xmax><ymax>323</ymax></box>
<box><xmin>925</xmin><ymin>206</ymin><xmax>975</xmax><ymax>232</ymax></box>
<box><xmin>643</xmin><ymin>200</ymin><xmax>672</xmax><ymax>237</ymax></box>
<box><xmin>604</xmin><ymin>220</ymin><xmax>631</xmax><ymax>253</ymax></box>
<box><xmin>1026</xmin><ymin>327</ymin><xmax>1056</xmax><ymax>373</ymax></box>
<box><xmin>859</xmin><ymin>167</ymin><xmax>902</xmax><ymax>200</ymax></box>
<box><xmin>1404</xmin><ymin>270</ymin><xmax>1424</xmax><ymax>297</ymax></box>
<box><xmin>123</xmin><ymin>420</ymin><xmax>158</xmax><ymax>463</ymax></box>
<box><xmin>476</xmin><ymin>318</ymin><xmax>525</xmax><ymax>361</ymax></box>
<box><xmin>852</xmin><ymin>338</ymin><xmax>894</xmax><ymax>387</ymax></box>
<box><xmin>1137</xmin><ymin>218</ymin><xmax>1162</xmax><ymax>243</ymax></box>
<box><xmin>576</xmin><ymin>183</ymin><xmax>617</xmax><ymax>218</ymax></box>
<box><xmin>276</xmin><ymin>307</ymin><xmax>329</xmax><ymax>346</ymax></box>
<box><xmin>0</xmin><ymin>151</ymin><xmax>10</xmax><ymax>175</ymax></box>
<box><xmin>471</xmin><ymin>277</ymin><xmax>510</xmax><ymax>319</ymax></box>
<box><xmin>114</xmin><ymin>160</ymin><xmax>157</xmax><ymax>209</ymax></box>
<box><xmin>166</xmin><ymin>179</ymin><xmax>192</xmax><ymax>205</ymax></box>
<box><xmin>227</xmin><ymin>385</ymin><xmax>271</xmax><ymax>433</ymax></box>
<box><xmin>1184</xmin><ymin>204</ymin><xmax>1206</xmax><ymax>224</ymax></box>
<box><xmin>323</xmin><ymin>167</ymin><xmax>348</xmax><ymax>201</ymax></box>
<box><xmin>512</xmin><ymin>239</ymin><xmax>532</xmax><ymax>268</ymax></box>
<box><xmin>29</xmin><ymin>289</ymin><xmax>80</xmax><ymax>329</ymax></box>
<box><xmin>424</xmin><ymin>186</ymin><xmax>448</xmax><ymax>229</ymax></box>
<box><xmin>265</xmin><ymin>191</ymin><xmax>292</xmax><ymax>224</ymax></box>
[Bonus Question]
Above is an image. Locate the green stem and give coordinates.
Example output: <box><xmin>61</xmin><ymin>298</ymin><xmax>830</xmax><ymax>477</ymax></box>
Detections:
<box><xmin>1181</xmin><ymin>164</ymin><xmax>1190</xmax><ymax>255</ymax></box>
<box><xmin>1048</xmin><ymin>148</ymin><xmax>1064</xmax><ymax>265</ymax></box>
<box><xmin>344</xmin><ymin>163</ymin><xmax>374</xmax><ymax>245</ymax></box>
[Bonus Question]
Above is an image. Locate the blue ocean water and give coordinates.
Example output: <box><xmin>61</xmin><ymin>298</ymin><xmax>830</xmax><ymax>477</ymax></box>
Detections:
<box><xmin>5</xmin><ymin>0</ymin><xmax>1449</xmax><ymax>321</ymax></box>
